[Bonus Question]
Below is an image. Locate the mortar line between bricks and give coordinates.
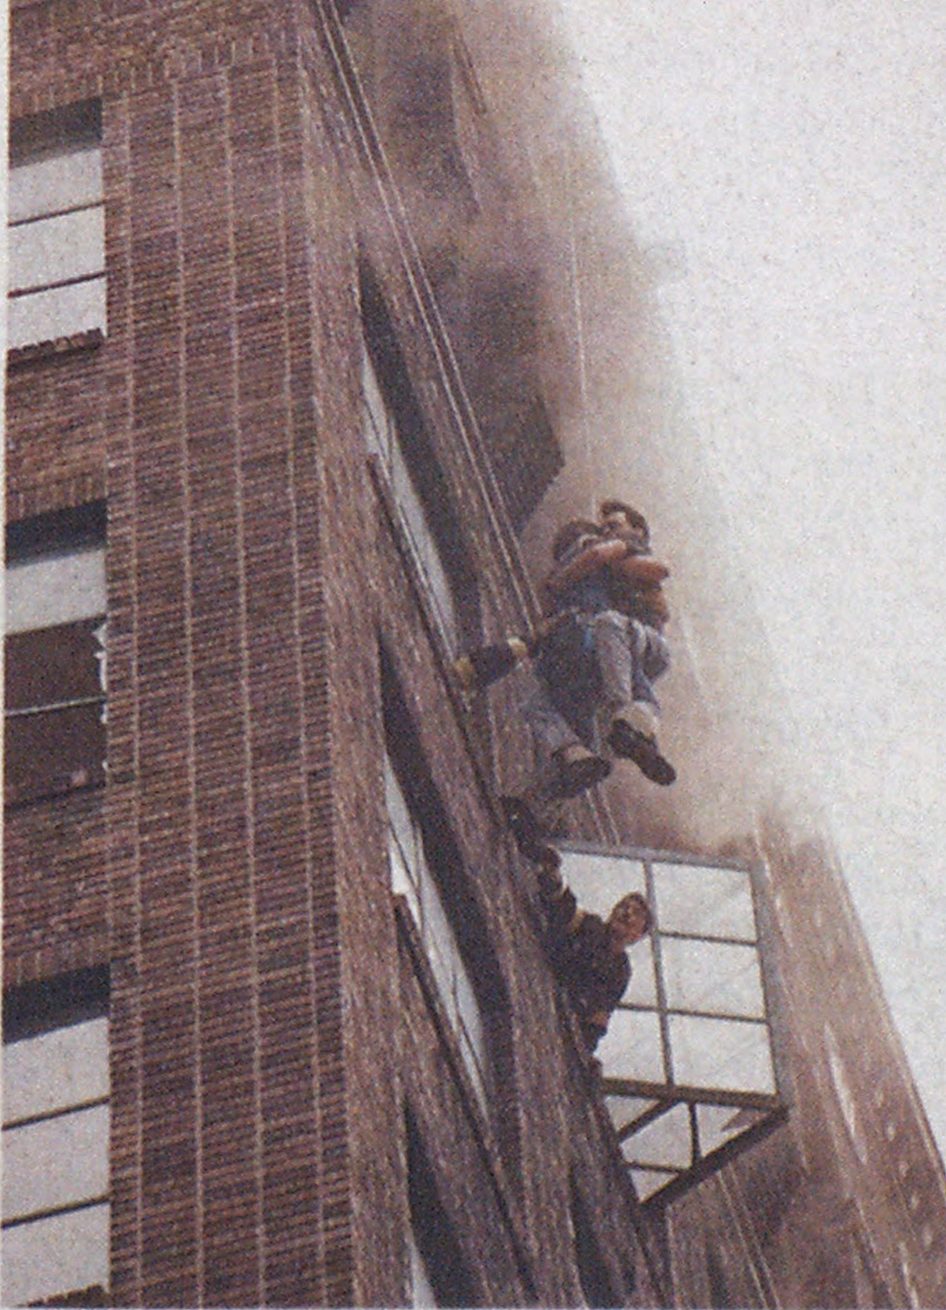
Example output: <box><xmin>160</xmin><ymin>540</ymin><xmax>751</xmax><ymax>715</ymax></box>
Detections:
<box><xmin>174</xmin><ymin>75</ymin><xmax>206</xmax><ymax>1305</ymax></box>
<box><xmin>226</xmin><ymin>64</ymin><xmax>267</xmax><ymax>1308</ymax></box>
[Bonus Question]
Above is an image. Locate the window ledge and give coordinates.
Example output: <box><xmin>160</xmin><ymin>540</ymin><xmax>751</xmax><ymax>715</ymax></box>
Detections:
<box><xmin>7</xmin><ymin>328</ymin><xmax>104</xmax><ymax>370</ymax></box>
<box><xmin>4</xmin><ymin>775</ymin><xmax>105</xmax><ymax>813</ymax></box>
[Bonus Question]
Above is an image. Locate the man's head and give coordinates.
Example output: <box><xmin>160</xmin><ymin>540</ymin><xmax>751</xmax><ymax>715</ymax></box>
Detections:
<box><xmin>552</xmin><ymin>517</ymin><xmax>602</xmax><ymax>562</ymax></box>
<box><xmin>607</xmin><ymin>891</ymin><xmax>652</xmax><ymax>949</ymax></box>
<box><xmin>599</xmin><ymin>499</ymin><xmax>650</xmax><ymax>551</ymax></box>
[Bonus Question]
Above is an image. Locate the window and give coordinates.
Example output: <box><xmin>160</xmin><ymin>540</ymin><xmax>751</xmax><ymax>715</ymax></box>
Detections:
<box><xmin>360</xmin><ymin>263</ymin><xmax>476</xmax><ymax>653</ymax></box>
<box><xmin>8</xmin><ymin>102</ymin><xmax>105</xmax><ymax>351</ymax></box>
<box><xmin>385</xmin><ymin>751</ymin><xmax>487</xmax><ymax>1106</ymax></box>
<box><xmin>382</xmin><ymin>651</ymin><xmax>489</xmax><ymax>1107</ymax></box>
<box><xmin>405</xmin><ymin>1110</ymin><xmax>475</xmax><ymax>1307</ymax></box>
<box><xmin>2</xmin><ymin>968</ymin><xmax>110</xmax><ymax>1308</ymax></box>
<box><xmin>5</xmin><ymin>504</ymin><xmax>107</xmax><ymax>806</ymax></box>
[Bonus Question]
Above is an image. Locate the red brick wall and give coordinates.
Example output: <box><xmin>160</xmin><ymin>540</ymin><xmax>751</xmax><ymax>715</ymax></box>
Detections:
<box><xmin>4</xmin><ymin>793</ymin><xmax>107</xmax><ymax>977</ymax></box>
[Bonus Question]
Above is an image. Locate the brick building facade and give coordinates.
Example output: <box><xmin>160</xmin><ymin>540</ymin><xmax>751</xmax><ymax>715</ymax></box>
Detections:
<box><xmin>4</xmin><ymin>1</ymin><xmax>945</xmax><ymax>1307</ymax></box>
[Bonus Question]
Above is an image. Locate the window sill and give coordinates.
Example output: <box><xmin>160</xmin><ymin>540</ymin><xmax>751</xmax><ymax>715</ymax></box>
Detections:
<box><xmin>4</xmin><ymin>775</ymin><xmax>105</xmax><ymax>813</ymax></box>
<box><xmin>7</xmin><ymin>328</ymin><xmax>104</xmax><ymax>371</ymax></box>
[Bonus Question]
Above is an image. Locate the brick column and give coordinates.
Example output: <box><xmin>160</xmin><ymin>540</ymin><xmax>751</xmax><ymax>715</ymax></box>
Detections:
<box><xmin>105</xmin><ymin>32</ymin><xmax>350</xmax><ymax>1306</ymax></box>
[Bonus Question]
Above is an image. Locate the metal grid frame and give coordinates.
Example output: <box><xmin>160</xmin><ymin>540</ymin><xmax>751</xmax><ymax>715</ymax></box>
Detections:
<box><xmin>558</xmin><ymin>839</ymin><xmax>789</xmax><ymax>1206</ymax></box>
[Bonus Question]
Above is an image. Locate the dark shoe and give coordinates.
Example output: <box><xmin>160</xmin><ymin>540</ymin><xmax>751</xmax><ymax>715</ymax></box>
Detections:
<box><xmin>607</xmin><ymin>719</ymin><xmax>676</xmax><ymax>786</ymax></box>
<box><xmin>501</xmin><ymin>795</ymin><xmax>558</xmax><ymax>865</ymax></box>
<box><xmin>554</xmin><ymin>743</ymin><xmax>612</xmax><ymax>799</ymax></box>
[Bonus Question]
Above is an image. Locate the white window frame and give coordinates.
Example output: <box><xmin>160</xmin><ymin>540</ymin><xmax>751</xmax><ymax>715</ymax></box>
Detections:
<box><xmin>385</xmin><ymin>752</ymin><xmax>487</xmax><ymax>1105</ymax></box>
<box><xmin>363</xmin><ymin>350</ymin><xmax>460</xmax><ymax>652</ymax></box>
<box><xmin>8</xmin><ymin>131</ymin><xmax>106</xmax><ymax>350</ymax></box>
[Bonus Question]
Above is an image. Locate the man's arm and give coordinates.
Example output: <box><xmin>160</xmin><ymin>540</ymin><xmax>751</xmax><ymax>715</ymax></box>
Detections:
<box><xmin>609</xmin><ymin>554</ymin><xmax>670</xmax><ymax>586</ymax></box>
<box><xmin>544</xmin><ymin>538</ymin><xmax>627</xmax><ymax>596</ymax></box>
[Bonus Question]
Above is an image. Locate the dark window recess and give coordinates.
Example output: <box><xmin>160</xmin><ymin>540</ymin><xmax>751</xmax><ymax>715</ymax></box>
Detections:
<box><xmin>4</xmin><ymin>966</ymin><xmax>110</xmax><ymax>1044</ymax></box>
<box><xmin>406</xmin><ymin>1108</ymin><xmax>477</xmax><ymax>1307</ymax></box>
<box><xmin>5</xmin><ymin>618</ymin><xmax>106</xmax><ymax>806</ymax></box>
<box><xmin>5</xmin><ymin>503</ymin><xmax>106</xmax><ymax>808</ymax></box>
<box><xmin>570</xmin><ymin>1181</ymin><xmax>625</xmax><ymax>1308</ymax></box>
<box><xmin>381</xmin><ymin>646</ymin><xmax>502</xmax><ymax>1010</ymax></box>
<box><xmin>359</xmin><ymin>260</ymin><xmax>480</xmax><ymax>648</ymax></box>
<box><xmin>9</xmin><ymin>100</ymin><xmax>101</xmax><ymax>166</ymax></box>
<box><xmin>6</xmin><ymin>502</ymin><xmax>106</xmax><ymax>560</ymax></box>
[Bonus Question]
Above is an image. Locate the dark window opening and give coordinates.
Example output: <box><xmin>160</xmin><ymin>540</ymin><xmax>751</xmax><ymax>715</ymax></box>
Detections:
<box><xmin>5</xmin><ymin>503</ymin><xmax>107</xmax><ymax>807</ymax></box>
<box><xmin>406</xmin><ymin>1108</ymin><xmax>477</xmax><ymax>1307</ymax></box>
<box><xmin>9</xmin><ymin>102</ymin><xmax>101</xmax><ymax>166</ymax></box>
<box><xmin>359</xmin><ymin>260</ymin><xmax>480</xmax><ymax>652</ymax></box>
<box><xmin>4</xmin><ymin>966</ymin><xmax>110</xmax><ymax>1045</ymax></box>
<box><xmin>570</xmin><ymin>1179</ymin><xmax>625</xmax><ymax>1308</ymax></box>
<box><xmin>382</xmin><ymin>648</ymin><xmax>506</xmax><ymax>1112</ymax></box>
<box><xmin>382</xmin><ymin>646</ymin><xmax>504</xmax><ymax>1001</ymax></box>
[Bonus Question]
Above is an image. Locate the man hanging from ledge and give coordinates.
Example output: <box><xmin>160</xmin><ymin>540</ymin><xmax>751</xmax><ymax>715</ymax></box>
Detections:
<box><xmin>535</xmin><ymin>846</ymin><xmax>651</xmax><ymax>1054</ymax></box>
<box><xmin>536</xmin><ymin>499</ymin><xmax>675</xmax><ymax>789</ymax></box>
<box><xmin>457</xmin><ymin>498</ymin><xmax>676</xmax><ymax>853</ymax></box>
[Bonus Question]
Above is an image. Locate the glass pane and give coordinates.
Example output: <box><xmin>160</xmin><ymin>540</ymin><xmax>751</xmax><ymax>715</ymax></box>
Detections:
<box><xmin>621</xmin><ymin>1102</ymin><xmax>692</xmax><ymax>1170</ymax></box>
<box><xmin>628</xmin><ymin>1168</ymin><xmax>677</xmax><ymax>1202</ymax></box>
<box><xmin>8</xmin><ymin>274</ymin><xmax>106</xmax><ymax>349</ymax></box>
<box><xmin>408</xmin><ymin>1229</ymin><xmax>438</xmax><ymax>1308</ymax></box>
<box><xmin>454</xmin><ymin>959</ymin><xmax>485</xmax><ymax>1067</ymax></box>
<box><xmin>661</xmin><ymin>938</ymin><xmax>765</xmax><ymax>1019</ymax></box>
<box><xmin>6</xmin><ymin>547</ymin><xmax>106</xmax><ymax>634</ymax></box>
<box><xmin>558</xmin><ymin>852</ymin><xmax>647</xmax><ymax>921</ymax></box>
<box><xmin>697</xmin><ymin>1103</ymin><xmax>766</xmax><ymax>1159</ymax></box>
<box><xmin>668</xmin><ymin>1015</ymin><xmax>775</xmax><ymax>1094</ymax></box>
<box><xmin>599</xmin><ymin>1008</ymin><xmax>665</xmax><ymax>1084</ymax></box>
<box><xmin>9</xmin><ymin>206</ymin><xmax>105</xmax><ymax>292</ymax></box>
<box><xmin>652</xmin><ymin>862</ymin><xmax>756</xmax><ymax>941</ymax></box>
<box><xmin>388</xmin><ymin>833</ymin><xmax>418</xmax><ymax>910</ymax></box>
<box><xmin>9</xmin><ymin>147</ymin><xmax>103</xmax><ymax>224</ymax></box>
<box><xmin>390</xmin><ymin>442</ymin><xmax>458</xmax><ymax>651</ymax></box>
<box><xmin>420</xmin><ymin>872</ymin><xmax>457</xmax><ymax>1022</ymax></box>
<box><xmin>625</xmin><ymin>935</ymin><xmax>657</xmax><ymax>1007</ymax></box>
<box><xmin>1</xmin><ymin>1202</ymin><xmax>109</xmax><ymax>1307</ymax></box>
<box><xmin>361</xmin><ymin>352</ymin><xmax>390</xmax><ymax>460</ymax></box>
<box><xmin>604</xmin><ymin>1096</ymin><xmax>659</xmax><ymax>1134</ymax></box>
<box><xmin>419</xmin><ymin>527</ymin><xmax>458</xmax><ymax>652</ymax></box>
<box><xmin>384</xmin><ymin>757</ymin><xmax>415</xmax><ymax>866</ymax></box>
<box><xmin>4</xmin><ymin>1018</ymin><xmax>109</xmax><ymax>1123</ymax></box>
<box><xmin>3</xmin><ymin>1103</ymin><xmax>109</xmax><ymax>1220</ymax></box>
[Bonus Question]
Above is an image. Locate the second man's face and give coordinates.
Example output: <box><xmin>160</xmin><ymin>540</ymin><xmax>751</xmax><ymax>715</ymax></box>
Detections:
<box><xmin>601</xmin><ymin>512</ymin><xmax>646</xmax><ymax>550</ymax></box>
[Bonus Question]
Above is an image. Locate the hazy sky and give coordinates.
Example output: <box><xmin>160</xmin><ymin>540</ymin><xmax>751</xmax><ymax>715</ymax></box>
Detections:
<box><xmin>558</xmin><ymin>1</ymin><xmax>946</xmax><ymax>1154</ymax></box>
